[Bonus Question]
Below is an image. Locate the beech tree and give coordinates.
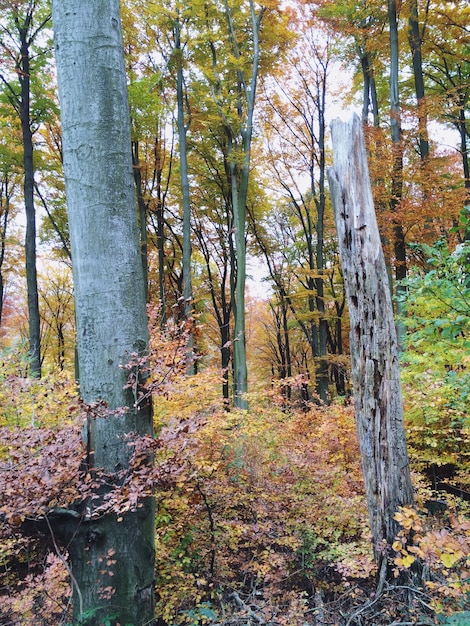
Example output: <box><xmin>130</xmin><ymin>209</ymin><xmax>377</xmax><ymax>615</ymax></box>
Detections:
<box><xmin>187</xmin><ymin>0</ymin><xmax>283</xmax><ymax>407</ymax></box>
<box><xmin>52</xmin><ymin>1</ymin><xmax>155</xmax><ymax>624</ymax></box>
<box><xmin>192</xmin><ymin>0</ymin><xmax>291</xmax><ymax>406</ymax></box>
<box><xmin>216</xmin><ymin>0</ymin><xmax>264</xmax><ymax>409</ymax></box>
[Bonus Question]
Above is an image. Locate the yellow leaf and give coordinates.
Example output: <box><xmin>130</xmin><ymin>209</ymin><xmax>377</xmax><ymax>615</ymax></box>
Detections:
<box><xmin>440</xmin><ymin>552</ymin><xmax>462</xmax><ymax>568</ymax></box>
<box><xmin>402</xmin><ymin>554</ymin><xmax>416</xmax><ymax>567</ymax></box>
<box><xmin>394</xmin><ymin>553</ymin><xmax>415</xmax><ymax>568</ymax></box>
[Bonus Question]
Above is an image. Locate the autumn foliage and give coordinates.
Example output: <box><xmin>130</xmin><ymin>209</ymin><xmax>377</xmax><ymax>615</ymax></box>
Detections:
<box><xmin>1</xmin><ymin>0</ymin><xmax>469</xmax><ymax>622</ymax></box>
<box><xmin>0</xmin><ymin>318</ymin><xmax>469</xmax><ymax>625</ymax></box>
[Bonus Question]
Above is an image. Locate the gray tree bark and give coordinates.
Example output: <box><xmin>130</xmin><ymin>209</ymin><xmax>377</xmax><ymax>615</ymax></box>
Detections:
<box><xmin>53</xmin><ymin>1</ymin><xmax>155</xmax><ymax>623</ymax></box>
<box><xmin>225</xmin><ymin>0</ymin><xmax>264</xmax><ymax>409</ymax></box>
<box><xmin>328</xmin><ymin>114</ymin><xmax>414</xmax><ymax>577</ymax></box>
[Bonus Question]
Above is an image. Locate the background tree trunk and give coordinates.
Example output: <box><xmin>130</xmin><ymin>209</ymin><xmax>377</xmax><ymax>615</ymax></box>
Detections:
<box><xmin>19</xmin><ymin>16</ymin><xmax>41</xmax><ymax>377</ymax></box>
<box><xmin>407</xmin><ymin>0</ymin><xmax>429</xmax><ymax>162</ymax></box>
<box><xmin>132</xmin><ymin>140</ymin><xmax>149</xmax><ymax>302</ymax></box>
<box><xmin>175</xmin><ymin>16</ymin><xmax>194</xmax><ymax>372</ymax></box>
<box><xmin>388</xmin><ymin>0</ymin><xmax>406</xmax><ymax>348</ymax></box>
<box><xmin>328</xmin><ymin>114</ymin><xmax>414</xmax><ymax>578</ymax></box>
<box><xmin>225</xmin><ymin>0</ymin><xmax>264</xmax><ymax>409</ymax></box>
<box><xmin>53</xmin><ymin>1</ymin><xmax>155</xmax><ymax>623</ymax></box>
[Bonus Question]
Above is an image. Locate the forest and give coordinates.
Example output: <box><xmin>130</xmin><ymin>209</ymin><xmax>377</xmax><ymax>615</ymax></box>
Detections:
<box><xmin>0</xmin><ymin>0</ymin><xmax>469</xmax><ymax>624</ymax></box>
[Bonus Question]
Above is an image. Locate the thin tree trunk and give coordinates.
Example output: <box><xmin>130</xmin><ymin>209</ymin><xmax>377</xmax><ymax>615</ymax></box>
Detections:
<box><xmin>53</xmin><ymin>1</ymin><xmax>155</xmax><ymax>623</ymax></box>
<box><xmin>221</xmin><ymin>312</ymin><xmax>231</xmax><ymax>402</ymax></box>
<box><xmin>456</xmin><ymin>101</ymin><xmax>470</xmax><ymax>195</ymax></box>
<box><xmin>315</xmin><ymin>68</ymin><xmax>329</xmax><ymax>403</ymax></box>
<box><xmin>194</xmin><ymin>216</ymin><xmax>232</xmax><ymax>401</ymax></box>
<box><xmin>328</xmin><ymin>114</ymin><xmax>414</xmax><ymax>578</ymax></box>
<box><xmin>156</xmin><ymin>192</ymin><xmax>167</xmax><ymax>325</ymax></box>
<box><xmin>389</xmin><ymin>0</ymin><xmax>401</xmax><ymax>149</ymax></box>
<box><xmin>132</xmin><ymin>141</ymin><xmax>149</xmax><ymax>302</ymax></box>
<box><xmin>57</xmin><ymin>323</ymin><xmax>65</xmax><ymax>370</ymax></box>
<box><xmin>230</xmin><ymin>142</ymin><xmax>248</xmax><ymax>408</ymax></box>
<box><xmin>389</xmin><ymin>0</ymin><xmax>407</xmax><ymax>345</ymax></box>
<box><xmin>456</xmin><ymin>104</ymin><xmax>470</xmax><ymax>243</ymax></box>
<box><xmin>281</xmin><ymin>300</ymin><xmax>292</xmax><ymax>400</ymax></box>
<box><xmin>0</xmin><ymin>180</ymin><xmax>11</xmax><ymax>327</ymax></box>
<box><xmin>361</xmin><ymin>53</ymin><xmax>371</xmax><ymax>125</ymax></box>
<box><xmin>360</xmin><ymin>51</ymin><xmax>380</xmax><ymax>127</ymax></box>
<box><xmin>0</xmin><ymin>273</ymin><xmax>3</xmax><ymax>328</ymax></box>
<box><xmin>19</xmin><ymin>24</ymin><xmax>41</xmax><ymax>377</ymax></box>
<box><xmin>175</xmin><ymin>18</ymin><xmax>194</xmax><ymax>373</ymax></box>
<box><xmin>407</xmin><ymin>0</ymin><xmax>429</xmax><ymax>161</ymax></box>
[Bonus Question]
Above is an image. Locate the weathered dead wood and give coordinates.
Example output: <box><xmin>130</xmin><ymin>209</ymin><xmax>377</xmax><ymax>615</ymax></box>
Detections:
<box><xmin>328</xmin><ymin>114</ymin><xmax>414</xmax><ymax>575</ymax></box>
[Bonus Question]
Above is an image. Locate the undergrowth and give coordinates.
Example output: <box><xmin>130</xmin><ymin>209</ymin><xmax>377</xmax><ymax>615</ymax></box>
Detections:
<box><xmin>0</xmin><ymin>342</ymin><xmax>468</xmax><ymax>625</ymax></box>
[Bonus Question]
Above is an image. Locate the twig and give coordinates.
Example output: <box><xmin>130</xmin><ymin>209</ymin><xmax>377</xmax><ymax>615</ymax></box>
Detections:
<box><xmin>385</xmin><ymin>583</ymin><xmax>434</xmax><ymax>611</ymax></box>
<box><xmin>388</xmin><ymin>583</ymin><xmax>430</xmax><ymax>597</ymax></box>
<box><xmin>345</xmin><ymin>593</ymin><xmax>383</xmax><ymax>626</ymax></box>
<box><xmin>228</xmin><ymin>591</ymin><xmax>265</xmax><ymax>624</ymax></box>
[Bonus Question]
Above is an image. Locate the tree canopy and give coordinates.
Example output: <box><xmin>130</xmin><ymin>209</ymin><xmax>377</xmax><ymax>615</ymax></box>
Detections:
<box><xmin>0</xmin><ymin>0</ymin><xmax>468</xmax><ymax>624</ymax></box>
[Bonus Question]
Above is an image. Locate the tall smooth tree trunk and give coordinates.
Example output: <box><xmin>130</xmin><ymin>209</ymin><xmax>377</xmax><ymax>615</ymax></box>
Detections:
<box><xmin>19</xmin><ymin>22</ymin><xmax>41</xmax><ymax>377</ymax></box>
<box><xmin>224</xmin><ymin>0</ymin><xmax>264</xmax><ymax>409</ymax></box>
<box><xmin>53</xmin><ymin>2</ymin><xmax>155</xmax><ymax>624</ymax></box>
<box><xmin>229</xmin><ymin>139</ymin><xmax>249</xmax><ymax>408</ymax></box>
<box><xmin>328</xmin><ymin>114</ymin><xmax>414</xmax><ymax>579</ymax></box>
